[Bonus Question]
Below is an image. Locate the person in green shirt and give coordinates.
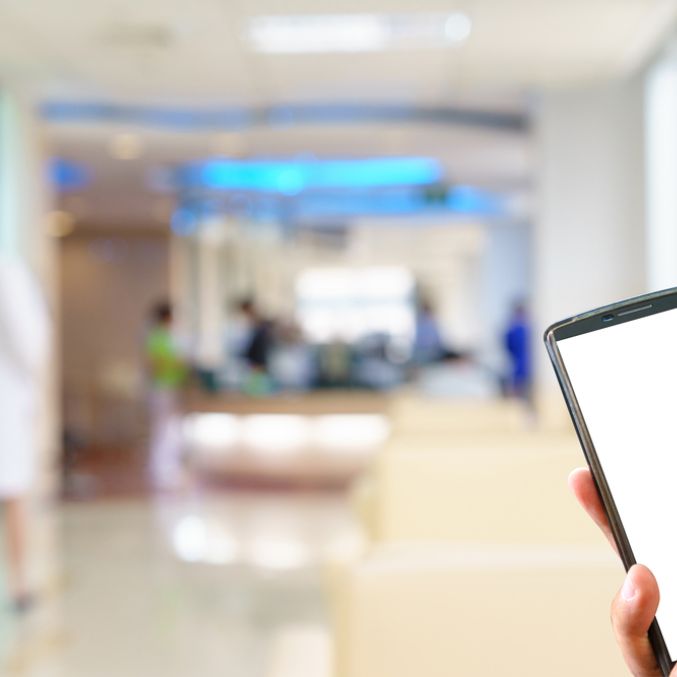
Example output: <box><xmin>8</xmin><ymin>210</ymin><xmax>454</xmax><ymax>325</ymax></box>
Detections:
<box><xmin>146</xmin><ymin>301</ymin><xmax>187</xmax><ymax>490</ymax></box>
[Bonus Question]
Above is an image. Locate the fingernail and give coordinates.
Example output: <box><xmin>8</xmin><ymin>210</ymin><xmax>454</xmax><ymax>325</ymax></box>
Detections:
<box><xmin>622</xmin><ymin>573</ymin><xmax>637</xmax><ymax>601</ymax></box>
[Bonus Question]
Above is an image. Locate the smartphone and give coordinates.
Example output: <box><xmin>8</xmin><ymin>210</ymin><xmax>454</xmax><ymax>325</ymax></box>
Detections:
<box><xmin>545</xmin><ymin>288</ymin><xmax>677</xmax><ymax>676</ymax></box>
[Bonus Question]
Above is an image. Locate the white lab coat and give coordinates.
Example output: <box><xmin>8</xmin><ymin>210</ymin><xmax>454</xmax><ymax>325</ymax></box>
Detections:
<box><xmin>0</xmin><ymin>256</ymin><xmax>49</xmax><ymax>497</ymax></box>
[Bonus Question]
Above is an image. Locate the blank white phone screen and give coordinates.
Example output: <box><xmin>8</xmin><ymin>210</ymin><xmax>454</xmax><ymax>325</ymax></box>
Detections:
<box><xmin>558</xmin><ymin>307</ymin><xmax>677</xmax><ymax>660</ymax></box>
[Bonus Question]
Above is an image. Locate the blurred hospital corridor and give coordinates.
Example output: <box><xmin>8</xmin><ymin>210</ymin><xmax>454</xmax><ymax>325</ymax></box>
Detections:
<box><xmin>2</xmin><ymin>1</ymin><xmax>677</xmax><ymax>676</ymax></box>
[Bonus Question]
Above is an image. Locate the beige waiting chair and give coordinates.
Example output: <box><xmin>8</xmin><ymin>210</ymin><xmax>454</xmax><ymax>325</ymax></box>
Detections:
<box><xmin>334</xmin><ymin>404</ymin><xmax>618</xmax><ymax>677</ymax></box>
<box><xmin>389</xmin><ymin>395</ymin><xmax>529</xmax><ymax>436</ymax></box>
<box><xmin>355</xmin><ymin>439</ymin><xmax>599</xmax><ymax>546</ymax></box>
<box><xmin>331</xmin><ymin>543</ymin><xmax>626</xmax><ymax>677</ymax></box>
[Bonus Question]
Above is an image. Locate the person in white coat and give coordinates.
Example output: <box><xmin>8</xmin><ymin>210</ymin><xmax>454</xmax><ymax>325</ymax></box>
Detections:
<box><xmin>0</xmin><ymin>254</ymin><xmax>49</xmax><ymax>611</ymax></box>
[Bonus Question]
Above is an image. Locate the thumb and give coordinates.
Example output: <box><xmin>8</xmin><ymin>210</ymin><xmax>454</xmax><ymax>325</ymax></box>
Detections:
<box><xmin>611</xmin><ymin>564</ymin><xmax>663</xmax><ymax>677</ymax></box>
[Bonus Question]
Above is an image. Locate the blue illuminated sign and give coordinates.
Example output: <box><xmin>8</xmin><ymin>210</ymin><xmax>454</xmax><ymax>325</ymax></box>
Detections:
<box><xmin>183</xmin><ymin>158</ymin><xmax>442</xmax><ymax>193</ymax></box>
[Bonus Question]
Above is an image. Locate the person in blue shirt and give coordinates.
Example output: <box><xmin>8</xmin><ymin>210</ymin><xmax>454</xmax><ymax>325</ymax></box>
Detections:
<box><xmin>413</xmin><ymin>300</ymin><xmax>445</xmax><ymax>364</ymax></box>
<box><xmin>504</xmin><ymin>301</ymin><xmax>531</xmax><ymax>400</ymax></box>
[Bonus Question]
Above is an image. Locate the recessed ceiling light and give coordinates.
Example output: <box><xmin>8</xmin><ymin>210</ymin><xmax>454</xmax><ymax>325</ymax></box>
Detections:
<box><xmin>109</xmin><ymin>132</ymin><xmax>143</xmax><ymax>160</ymax></box>
<box><xmin>445</xmin><ymin>13</ymin><xmax>473</xmax><ymax>42</ymax></box>
<box><xmin>248</xmin><ymin>15</ymin><xmax>386</xmax><ymax>53</ymax></box>
<box><xmin>211</xmin><ymin>132</ymin><xmax>247</xmax><ymax>158</ymax></box>
<box><xmin>247</xmin><ymin>13</ymin><xmax>472</xmax><ymax>54</ymax></box>
<box><xmin>46</xmin><ymin>210</ymin><xmax>76</xmax><ymax>238</ymax></box>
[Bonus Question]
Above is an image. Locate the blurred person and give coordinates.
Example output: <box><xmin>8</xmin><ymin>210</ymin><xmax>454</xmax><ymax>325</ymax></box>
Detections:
<box><xmin>0</xmin><ymin>254</ymin><xmax>49</xmax><ymax>612</ymax></box>
<box><xmin>413</xmin><ymin>299</ymin><xmax>462</xmax><ymax>365</ymax></box>
<box><xmin>570</xmin><ymin>468</ymin><xmax>675</xmax><ymax>676</ymax></box>
<box><xmin>503</xmin><ymin>301</ymin><xmax>532</xmax><ymax>400</ymax></box>
<box><xmin>318</xmin><ymin>339</ymin><xmax>352</xmax><ymax>388</ymax></box>
<box><xmin>269</xmin><ymin>320</ymin><xmax>315</xmax><ymax>391</ymax></box>
<box><xmin>413</xmin><ymin>299</ymin><xmax>445</xmax><ymax>364</ymax></box>
<box><xmin>353</xmin><ymin>333</ymin><xmax>404</xmax><ymax>390</ymax></box>
<box><xmin>237</xmin><ymin>298</ymin><xmax>274</xmax><ymax>396</ymax></box>
<box><xmin>145</xmin><ymin>301</ymin><xmax>188</xmax><ymax>490</ymax></box>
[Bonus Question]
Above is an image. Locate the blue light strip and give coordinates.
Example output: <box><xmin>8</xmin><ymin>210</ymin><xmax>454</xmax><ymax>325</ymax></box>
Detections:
<box><xmin>42</xmin><ymin>102</ymin><xmax>249</xmax><ymax>129</ymax></box>
<box><xmin>172</xmin><ymin>185</ymin><xmax>503</xmax><ymax>233</ymax></box>
<box><xmin>41</xmin><ymin>102</ymin><xmax>528</xmax><ymax>132</ymax></box>
<box><xmin>294</xmin><ymin>185</ymin><xmax>502</xmax><ymax>218</ymax></box>
<box><xmin>184</xmin><ymin>158</ymin><xmax>443</xmax><ymax>193</ymax></box>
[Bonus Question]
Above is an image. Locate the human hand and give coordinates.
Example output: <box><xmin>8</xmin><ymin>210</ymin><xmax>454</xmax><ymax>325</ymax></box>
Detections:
<box><xmin>569</xmin><ymin>468</ymin><xmax>675</xmax><ymax>676</ymax></box>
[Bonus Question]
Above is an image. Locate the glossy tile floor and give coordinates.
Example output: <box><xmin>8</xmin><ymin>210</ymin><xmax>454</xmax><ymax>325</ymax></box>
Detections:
<box><xmin>1</xmin><ymin>489</ymin><xmax>361</xmax><ymax>676</ymax></box>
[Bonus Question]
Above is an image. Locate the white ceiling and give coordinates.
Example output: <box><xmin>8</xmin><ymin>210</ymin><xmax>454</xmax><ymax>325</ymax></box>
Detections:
<box><xmin>0</xmin><ymin>0</ymin><xmax>673</xmax><ymax>105</ymax></box>
<box><xmin>1</xmin><ymin>0</ymin><xmax>673</xmax><ymax>227</ymax></box>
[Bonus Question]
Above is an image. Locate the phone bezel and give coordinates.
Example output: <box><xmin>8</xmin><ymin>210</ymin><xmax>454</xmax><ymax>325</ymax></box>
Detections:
<box><xmin>545</xmin><ymin>286</ymin><xmax>677</xmax><ymax>677</ymax></box>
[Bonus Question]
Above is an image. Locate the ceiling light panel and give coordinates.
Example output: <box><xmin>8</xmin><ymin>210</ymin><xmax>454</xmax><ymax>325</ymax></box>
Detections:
<box><xmin>247</xmin><ymin>13</ymin><xmax>472</xmax><ymax>54</ymax></box>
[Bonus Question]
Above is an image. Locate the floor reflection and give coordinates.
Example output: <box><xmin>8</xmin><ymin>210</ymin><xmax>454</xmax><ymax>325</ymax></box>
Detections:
<box><xmin>2</xmin><ymin>489</ymin><xmax>362</xmax><ymax>676</ymax></box>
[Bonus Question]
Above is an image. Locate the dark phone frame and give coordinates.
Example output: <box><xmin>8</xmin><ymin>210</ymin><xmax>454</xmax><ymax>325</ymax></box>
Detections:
<box><xmin>545</xmin><ymin>286</ymin><xmax>677</xmax><ymax>677</ymax></box>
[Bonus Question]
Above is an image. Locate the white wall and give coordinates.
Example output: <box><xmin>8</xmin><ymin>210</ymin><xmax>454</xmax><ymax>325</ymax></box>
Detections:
<box><xmin>535</xmin><ymin>78</ymin><xmax>646</xmax><ymax>414</ymax></box>
<box><xmin>646</xmin><ymin>53</ymin><xmax>677</xmax><ymax>290</ymax></box>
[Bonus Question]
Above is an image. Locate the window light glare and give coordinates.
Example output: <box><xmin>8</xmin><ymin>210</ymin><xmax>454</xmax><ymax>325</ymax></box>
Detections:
<box><xmin>296</xmin><ymin>267</ymin><xmax>415</xmax><ymax>342</ymax></box>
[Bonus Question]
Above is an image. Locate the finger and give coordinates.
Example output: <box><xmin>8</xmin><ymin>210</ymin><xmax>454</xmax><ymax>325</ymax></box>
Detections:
<box><xmin>612</xmin><ymin>565</ymin><xmax>663</xmax><ymax>677</ymax></box>
<box><xmin>568</xmin><ymin>467</ymin><xmax>618</xmax><ymax>552</ymax></box>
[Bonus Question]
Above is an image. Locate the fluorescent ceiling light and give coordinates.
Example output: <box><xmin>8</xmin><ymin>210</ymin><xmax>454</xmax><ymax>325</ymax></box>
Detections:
<box><xmin>248</xmin><ymin>13</ymin><xmax>472</xmax><ymax>54</ymax></box>
<box><xmin>109</xmin><ymin>132</ymin><xmax>143</xmax><ymax>160</ymax></box>
<box><xmin>250</xmin><ymin>15</ymin><xmax>387</xmax><ymax>53</ymax></box>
